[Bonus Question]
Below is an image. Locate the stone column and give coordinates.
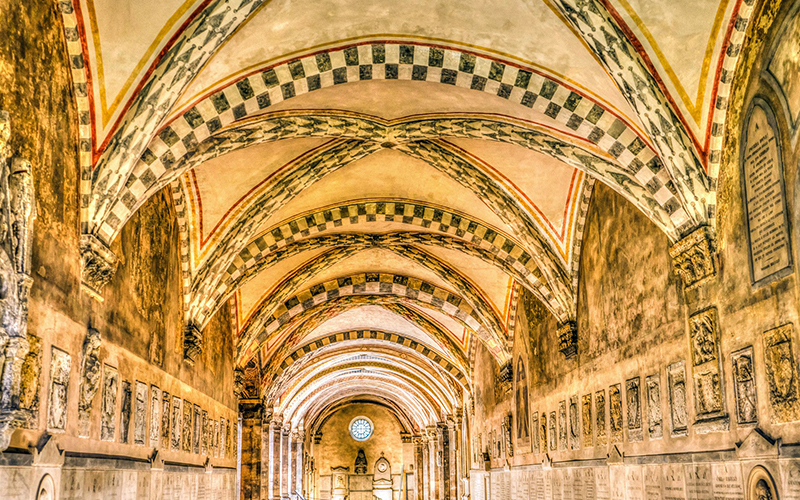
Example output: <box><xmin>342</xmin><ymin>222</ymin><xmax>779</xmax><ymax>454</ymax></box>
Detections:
<box><xmin>269</xmin><ymin>414</ymin><xmax>284</xmax><ymax>500</ymax></box>
<box><xmin>449</xmin><ymin>413</ymin><xmax>460</xmax><ymax>500</ymax></box>
<box><xmin>414</xmin><ymin>436</ymin><xmax>425</xmax><ymax>500</ymax></box>
<box><xmin>438</xmin><ymin>422</ymin><xmax>451</xmax><ymax>500</ymax></box>
<box><xmin>239</xmin><ymin>402</ymin><xmax>263</xmax><ymax>500</ymax></box>
<box><xmin>294</xmin><ymin>430</ymin><xmax>304</xmax><ymax>498</ymax></box>
<box><xmin>427</xmin><ymin>426</ymin><xmax>440</xmax><ymax>500</ymax></box>
<box><xmin>421</xmin><ymin>435</ymin><xmax>431</xmax><ymax>500</ymax></box>
<box><xmin>282</xmin><ymin>425</ymin><xmax>292</xmax><ymax>499</ymax></box>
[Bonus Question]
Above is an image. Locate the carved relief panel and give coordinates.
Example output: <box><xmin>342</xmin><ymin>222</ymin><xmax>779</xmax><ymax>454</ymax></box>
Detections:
<box><xmin>540</xmin><ymin>412</ymin><xmax>547</xmax><ymax>453</ymax></box>
<box><xmin>150</xmin><ymin>385</ymin><xmax>161</xmax><ymax>447</ymax></box>
<box><xmin>161</xmin><ymin>391</ymin><xmax>171</xmax><ymax>449</ymax></box>
<box><xmin>532</xmin><ymin>411</ymin><xmax>540</xmax><ymax>454</ymax></box>
<box><xmin>763</xmin><ymin>324</ymin><xmax>800</xmax><ymax>422</ymax></box>
<box><xmin>582</xmin><ymin>394</ymin><xmax>592</xmax><ymax>448</ymax></box>
<box><xmin>731</xmin><ymin>347</ymin><xmax>758</xmax><ymax>425</ymax></box>
<box><xmin>172</xmin><ymin>396</ymin><xmax>182</xmax><ymax>451</ymax></box>
<box><xmin>134</xmin><ymin>381</ymin><xmax>147</xmax><ymax>445</ymax></box>
<box><xmin>595</xmin><ymin>389</ymin><xmax>607</xmax><ymax>446</ymax></box>
<box><xmin>221</xmin><ymin>417</ymin><xmax>227</xmax><ymax>459</ymax></box>
<box><xmin>689</xmin><ymin>308</ymin><xmax>728</xmax><ymax>431</ymax></box>
<box><xmin>120</xmin><ymin>380</ymin><xmax>132</xmax><ymax>444</ymax></box>
<box><xmin>558</xmin><ymin>400</ymin><xmax>567</xmax><ymax>451</ymax></box>
<box><xmin>569</xmin><ymin>395</ymin><xmax>580</xmax><ymax>450</ymax></box>
<box><xmin>667</xmin><ymin>361</ymin><xmax>689</xmax><ymax>436</ymax></box>
<box><xmin>626</xmin><ymin>377</ymin><xmax>642</xmax><ymax>442</ymax></box>
<box><xmin>645</xmin><ymin>373</ymin><xmax>662</xmax><ymax>439</ymax></box>
<box><xmin>18</xmin><ymin>334</ymin><xmax>41</xmax><ymax>428</ymax></box>
<box><xmin>77</xmin><ymin>328</ymin><xmax>101</xmax><ymax>438</ymax></box>
<box><xmin>193</xmin><ymin>404</ymin><xmax>201</xmax><ymax>453</ymax></box>
<box><xmin>182</xmin><ymin>399</ymin><xmax>192</xmax><ymax>452</ymax></box>
<box><xmin>548</xmin><ymin>411</ymin><xmax>557</xmax><ymax>451</ymax></box>
<box><xmin>100</xmin><ymin>365</ymin><xmax>118</xmax><ymax>441</ymax></box>
<box><xmin>47</xmin><ymin>347</ymin><xmax>71</xmax><ymax>432</ymax></box>
<box><xmin>609</xmin><ymin>384</ymin><xmax>623</xmax><ymax>443</ymax></box>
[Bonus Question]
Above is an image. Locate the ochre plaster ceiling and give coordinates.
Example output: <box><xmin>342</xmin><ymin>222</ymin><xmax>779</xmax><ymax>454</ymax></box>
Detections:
<box><xmin>62</xmin><ymin>0</ymin><xmax>756</xmax><ymax>428</ymax></box>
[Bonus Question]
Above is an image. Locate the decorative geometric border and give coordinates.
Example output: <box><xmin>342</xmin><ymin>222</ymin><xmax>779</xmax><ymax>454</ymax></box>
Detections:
<box><xmin>196</xmin><ymin>200</ymin><xmax>562</xmax><ymax>325</ymax></box>
<box><xmin>100</xmin><ymin>41</ymin><xmax>662</xmax><ymax>244</ymax></box>
<box><xmin>241</xmin><ymin>272</ymin><xmax>495</xmax><ymax>361</ymax></box>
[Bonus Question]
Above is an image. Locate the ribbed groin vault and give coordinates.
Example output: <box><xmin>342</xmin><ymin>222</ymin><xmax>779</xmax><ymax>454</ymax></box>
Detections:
<box><xmin>4</xmin><ymin>0</ymin><xmax>800</xmax><ymax>499</ymax></box>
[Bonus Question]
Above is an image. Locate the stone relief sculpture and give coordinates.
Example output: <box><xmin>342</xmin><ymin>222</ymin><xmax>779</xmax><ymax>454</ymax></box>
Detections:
<box><xmin>161</xmin><ymin>391</ymin><xmax>170</xmax><ymax>448</ymax></box>
<box><xmin>532</xmin><ymin>411</ymin><xmax>540</xmax><ymax>453</ymax></box>
<box><xmin>0</xmin><ymin>111</ymin><xmax>37</xmax><ymax>450</ymax></box>
<box><xmin>669</xmin><ymin>227</ymin><xmax>716</xmax><ymax>289</ymax></box>
<box><xmin>120</xmin><ymin>380</ymin><xmax>132</xmax><ymax>444</ymax></box>
<box><xmin>558</xmin><ymin>400</ymin><xmax>567</xmax><ymax>451</ymax></box>
<box><xmin>540</xmin><ymin>412</ymin><xmax>547</xmax><ymax>453</ymax></box>
<box><xmin>182</xmin><ymin>400</ymin><xmax>193</xmax><ymax>452</ymax></box>
<box><xmin>220</xmin><ymin>417</ymin><xmax>227</xmax><ymax>459</ymax></box>
<box><xmin>172</xmin><ymin>396</ymin><xmax>182</xmax><ymax>451</ymax></box>
<box><xmin>569</xmin><ymin>395</ymin><xmax>580</xmax><ymax>450</ymax></box>
<box><xmin>77</xmin><ymin>328</ymin><xmax>102</xmax><ymax>438</ymax></box>
<box><xmin>763</xmin><ymin>324</ymin><xmax>800</xmax><ymax>422</ymax></box>
<box><xmin>609</xmin><ymin>384</ymin><xmax>622</xmax><ymax>443</ymax></box>
<box><xmin>667</xmin><ymin>361</ymin><xmax>689</xmax><ymax>436</ymax></box>
<box><xmin>504</xmin><ymin>413</ymin><xmax>514</xmax><ymax>457</ymax></box>
<box><xmin>134</xmin><ymin>382</ymin><xmax>147</xmax><ymax>445</ymax></box>
<box><xmin>150</xmin><ymin>385</ymin><xmax>160</xmax><ymax>447</ymax></box>
<box><xmin>355</xmin><ymin>448</ymin><xmax>368</xmax><ymax>474</ymax></box>
<box><xmin>79</xmin><ymin>234</ymin><xmax>118</xmax><ymax>298</ymax></box>
<box><xmin>645</xmin><ymin>374</ymin><xmax>662</xmax><ymax>439</ymax></box>
<box><xmin>582</xmin><ymin>394</ymin><xmax>592</xmax><ymax>448</ymax></box>
<box><xmin>626</xmin><ymin>377</ymin><xmax>642</xmax><ymax>442</ymax></box>
<box><xmin>47</xmin><ymin>347</ymin><xmax>71</xmax><ymax>432</ymax></box>
<box><xmin>100</xmin><ymin>365</ymin><xmax>118</xmax><ymax>441</ymax></box>
<box><xmin>201</xmin><ymin>409</ymin><xmax>208</xmax><ymax>455</ymax></box>
<box><xmin>595</xmin><ymin>390</ymin><xmax>607</xmax><ymax>445</ymax></box>
<box><xmin>688</xmin><ymin>308</ymin><xmax>727</xmax><ymax>430</ymax></box>
<box><xmin>193</xmin><ymin>404</ymin><xmax>201</xmax><ymax>453</ymax></box>
<box><xmin>549</xmin><ymin>411</ymin><xmax>557</xmax><ymax>451</ymax></box>
<box><xmin>732</xmin><ymin>347</ymin><xmax>758</xmax><ymax>424</ymax></box>
<box><xmin>214</xmin><ymin>420</ymin><xmax>220</xmax><ymax>458</ymax></box>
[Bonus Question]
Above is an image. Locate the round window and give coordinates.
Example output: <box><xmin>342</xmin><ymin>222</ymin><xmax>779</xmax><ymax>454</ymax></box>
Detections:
<box><xmin>349</xmin><ymin>417</ymin><xmax>374</xmax><ymax>441</ymax></box>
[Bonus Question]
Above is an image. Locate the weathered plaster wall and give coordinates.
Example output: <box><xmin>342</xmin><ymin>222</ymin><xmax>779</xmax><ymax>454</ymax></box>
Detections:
<box><xmin>0</xmin><ymin>1</ymin><xmax>237</xmax><ymax>498</ymax></box>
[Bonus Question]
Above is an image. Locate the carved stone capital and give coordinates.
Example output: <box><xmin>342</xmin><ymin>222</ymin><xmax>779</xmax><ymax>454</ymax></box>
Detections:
<box><xmin>557</xmin><ymin>321</ymin><xmax>578</xmax><ymax>359</ymax></box>
<box><xmin>313</xmin><ymin>431</ymin><xmax>323</xmax><ymax>444</ymax></box>
<box><xmin>183</xmin><ymin>323</ymin><xmax>203</xmax><ymax>365</ymax></box>
<box><xmin>669</xmin><ymin>227</ymin><xmax>716</xmax><ymax>290</ymax></box>
<box><xmin>400</xmin><ymin>432</ymin><xmax>413</xmax><ymax>443</ymax></box>
<box><xmin>80</xmin><ymin>234</ymin><xmax>118</xmax><ymax>299</ymax></box>
<box><xmin>234</xmin><ymin>368</ymin><xmax>245</xmax><ymax>399</ymax></box>
<box><xmin>495</xmin><ymin>361</ymin><xmax>513</xmax><ymax>396</ymax></box>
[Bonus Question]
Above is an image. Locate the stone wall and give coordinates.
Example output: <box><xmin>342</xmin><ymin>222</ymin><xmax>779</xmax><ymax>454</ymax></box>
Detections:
<box><xmin>0</xmin><ymin>1</ymin><xmax>237</xmax><ymax>498</ymax></box>
<box><xmin>469</xmin><ymin>2</ymin><xmax>800</xmax><ymax>499</ymax></box>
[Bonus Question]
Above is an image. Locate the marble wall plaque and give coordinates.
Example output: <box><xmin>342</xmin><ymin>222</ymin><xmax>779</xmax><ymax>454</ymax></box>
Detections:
<box><xmin>584</xmin><ymin>468</ymin><xmax>596</xmax><ymax>500</ymax></box>
<box><xmin>596</xmin><ymin>467</ymin><xmax>610</xmax><ymax>500</ymax></box>
<box><xmin>549</xmin><ymin>411</ymin><xmax>557</xmax><ymax>451</ymax></box>
<box><xmin>171</xmin><ymin>396</ymin><xmax>182</xmax><ymax>450</ymax></box>
<box><xmin>214</xmin><ymin>420</ymin><xmax>220</xmax><ymax>458</ymax></box>
<box><xmin>731</xmin><ymin>347</ymin><xmax>758</xmax><ymax>424</ymax></box>
<box><xmin>532</xmin><ymin>411</ymin><xmax>540</xmax><ymax>453</ymax></box>
<box><xmin>120</xmin><ymin>380</ymin><xmax>132</xmax><ymax>444</ymax></box>
<box><xmin>182</xmin><ymin>399</ymin><xmax>192</xmax><ymax>452</ymax></box>
<box><xmin>582</xmin><ymin>394</ymin><xmax>593</xmax><ymax>448</ymax></box>
<box><xmin>101</xmin><ymin>364</ymin><xmax>118</xmax><ymax>441</ymax></box>
<box><xmin>644</xmin><ymin>465</ymin><xmax>662</xmax><ymax>500</ymax></box>
<box><xmin>161</xmin><ymin>391</ymin><xmax>171</xmax><ymax>449</ymax></box>
<box><xmin>781</xmin><ymin>459</ymin><xmax>800</xmax><ymax>500</ymax></box>
<box><xmin>574</xmin><ymin>468</ymin><xmax>584</xmax><ymax>500</ymax></box>
<box><xmin>534</xmin><ymin>469</ymin><xmax>545</xmax><ymax>500</ymax></box>
<box><xmin>662</xmin><ymin>464</ymin><xmax>686</xmax><ymax>500</ymax></box>
<box><xmin>595</xmin><ymin>390</ymin><xmax>607</xmax><ymax>446</ymax></box>
<box><xmin>134</xmin><ymin>381</ymin><xmax>147</xmax><ymax>445</ymax></box>
<box><xmin>564</xmin><ymin>468</ymin><xmax>575</xmax><ymax>500</ymax></box>
<box><xmin>764</xmin><ymin>324</ymin><xmax>800</xmax><ymax>422</ymax></box>
<box><xmin>193</xmin><ymin>404</ymin><xmax>202</xmax><ymax>454</ymax></box>
<box><xmin>569</xmin><ymin>395</ymin><xmax>580</xmax><ymax>450</ymax></box>
<box><xmin>626</xmin><ymin>377</ymin><xmax>643</xmax><ymax>442</ymax></box>
<box><xmin>150</xmin><ymin>385</ymin><xmax>160</xmax><ymax>447</ymax></box>
<box><xmin>545</xmin><ymin>469</ymin><xmax>554</xmax><ymax>500</ymax></box>
<box><xmin>741</xmin><ymin>98</ymin><xmax>792</xmax><ymax>285</ymax></box>
<box><xmin>646</xmin><ymin>374</ymin><xmax>663</xmax><ymax>439</ymax></box>
<box><xmin>552</xmin><ymin>469</ymin><xmax>563</xmax><ymax>500</ymax></box>
<box><xmin>626</xmin><ymin>466</ymin><xmax>645</xmax><ymax>500</ymax></box>
<box><xmin>610</xmin><ymin>467</ymin><xmax>625</xmax><ymax>500</ymax></box>
<box><xmin>667</xmin><ymin>362</ymin><xmax>689</xmax><ymax>436</ymax></box>
<box><xmin>558</xmin><ymin>400</ymin><xmax>567</xmax><ymax>451</ymax></box>
<box><xmin>48</xmin><ymin>347</ymin><xmax>71</xmax><ymax>432</ymax></box>
<box><xmin>609</xmin><ymin>384</ymin><xmax>623</xmax><ymax>443</ymax></box>
<box><xmin>711</xmin><ymin>462</ymin><xmax>743</xmax><ymax>500</ymax></box>
<box><xmin>684</xmin><ymin>464</ymin><xmax>712</xmax><ymax>500</ymax></box>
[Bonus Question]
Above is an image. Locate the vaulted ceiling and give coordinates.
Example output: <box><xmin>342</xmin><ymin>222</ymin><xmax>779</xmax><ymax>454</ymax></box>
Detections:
<box><xmin>61</xmin><ymin>0</ymin><xmax>754</xmax><ymax>429</ymax></box>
